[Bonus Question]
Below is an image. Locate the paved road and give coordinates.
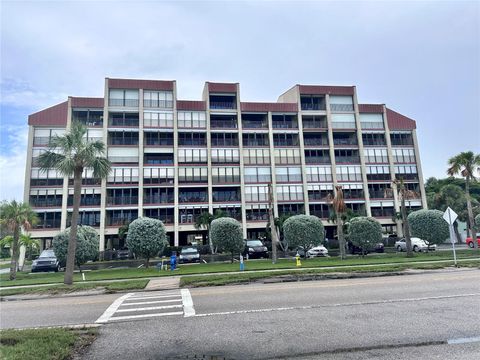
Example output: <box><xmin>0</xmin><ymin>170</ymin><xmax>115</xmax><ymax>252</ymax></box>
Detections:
<box><xmin>1</xmin><ymin>269</ymin><xmax>479</xmax><ymax>359</ymax></box>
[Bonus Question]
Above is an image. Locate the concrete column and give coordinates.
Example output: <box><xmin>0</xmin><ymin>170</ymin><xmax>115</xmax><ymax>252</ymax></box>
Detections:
<box><xmin>267</xmin><ymin>111</ymin><xmax>279</xmax><ymax>218</ymax></box>
<box><xmin>99</xmin><ymin>78</ymin><xmax>109</xmax><ymax>252</ymax></box>
<box><xmin>412</xmin><ymin>129</ymin><xmax>428</xmax><ymax>208</ymax></box>
<box><xmin>138</xmin><ymin>89</ymin><xmax>144</xmax><ymax>216</ymax></box>
<box><xmin>352</xmin><ymin>87</ymin><xmax>372</xmax><ymax>217</ymax></box>
<box><xmin>325</xmin><ymin>94</ymin><xmax>338</xmax><ymax>190</ymax></box>
<box><xmin>296</xmin><ymin>92</ymin><xmax>310</xmax><ymax>215</ymax></box>
<box><xmin>172</xmin><ymin>83</ymin><xmax>179</xmax><ymax>246</ymax></box>
<box><xmin>23</xmin><ymin>126</ymin><xmax>34</xmax><ymax>204</ymax></box>
<box><xmin>236</xmin><ymin>84</ymin><xmax>247</xmax><ymax>238</ymax></box>
<box><xmin>60</xmin><ymin>97</ymin><xmax>73</xmax><ymax>231</ymax></box>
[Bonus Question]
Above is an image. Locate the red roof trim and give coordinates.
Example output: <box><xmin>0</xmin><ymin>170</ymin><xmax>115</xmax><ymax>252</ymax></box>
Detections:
<box><xmin>108</xmin><ymin>78</ymin><xmax>174</xmax><ymax>91</ymax></box>
<box><xmin>207</xmin><ymin>82</ymin><xmax>237</xmax><ymax>93</ymax></box>
<box><xmin>71</xmin><ymin>97</ymin><xmax>104</xmax><ymax>108</ymax></box>
<box><xmin>386</xmin><ymin>108</ymin><xmax>416</xmax><ymax>130</ymax></box>
<box><xmin>28</xmin><ymin>101</ymin><xmax>68</xmax><ymax>126</ymax></box>
<box><xmin>358</xmin><ymin>104</ymin><xmax>384</xmax><ymax>113</ymax></box>
<box><xmin>177</xmin><ymin>100</ymin><xmax>206</xmax><ymax>111</ymax></box>
<box><xmin>299</xmin><ymin>85</ymin><xmax>354</xmax><ymax>96</ymax></box>
<box><xmin>241</xmin><ymin>102</ymin><xmax>298</xmax><ymax>112</ymax></box>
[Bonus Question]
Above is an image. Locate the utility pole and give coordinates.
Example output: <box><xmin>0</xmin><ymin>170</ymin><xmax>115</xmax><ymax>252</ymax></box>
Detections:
<box><xmin>268</xmin><ymin>183</ymin><xmax>277</xmax><ymax>264</ymax></box>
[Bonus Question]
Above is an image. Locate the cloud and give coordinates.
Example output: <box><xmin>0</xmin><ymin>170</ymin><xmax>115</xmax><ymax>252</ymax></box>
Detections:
<box><xmin>0</xmin><ymin>125</ymin><xmax>29</xmax><ymax>201</ymax></box>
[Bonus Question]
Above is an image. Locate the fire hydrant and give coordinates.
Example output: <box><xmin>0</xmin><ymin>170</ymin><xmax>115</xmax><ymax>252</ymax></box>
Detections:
<box><xmin>295</xmin><ymin>252</ymin><xmax>302</xmax><ymax>267</ymax></box>
<box><xmin>170</xmin><ymin>253</ymin><xmax>177</xmax><ymax>271</ymax></box>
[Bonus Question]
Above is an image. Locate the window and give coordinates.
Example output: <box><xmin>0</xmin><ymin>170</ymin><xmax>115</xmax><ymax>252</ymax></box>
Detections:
<box><xmin>210</xmin><ymin>114</ymin><xmax>237</xmax><ymax>128</ymax></box>
<box><xmin>309</xmin><ymin>204</ymin><xmax>331</xmax><ymax>219</ymax></box>
<box><xmin>68</xmin><ymin>210</ymin><xmax>101</xmax><ymax>227</ymax></box>
<box><xmin>144</xmin><ymin>153</ymin><xmax>174</xmax><ymax>165</ymax></box>
<box><xmin>392</xmin><ymin>149</ymin><xmax>416</xmax><ymax>163</ymax></box>
<box><xmin>178</xmin><ymin>132</ymin><xmax>206</xmax><ymax>146</ymax></box>
<box><xmin>273</xmin><ymin>133</ymin><xmax>299</xmax><ymax>146</ymax></box>
<box><xmin>274</xmin><ymin>148</ymin><xmax>301</xmax><ymax>164</ymax></box>
<box><xmin>245</xmin><ymin>186</ymin><xmax>269</xmax><ymax>202</ymax></box>
<box><xmin>106</xmin><ymin>209</ymin><xmax>137</xmax><ymax>226</ymax></box>
<box><xmin>178</xmin><ymin>167</ymin><xmax>208</xmax><ymax>184</ymax></box>
<box><xmin>143</xmin><ymin>91</ymin><xmax>173</xmax><ymax>108</ymax></box>
<box><xmin>108</xmin><ymin>167</ymin><xmax>139</xmax><ymax>184</ymax></box>
<box><xmin>209</xmin><ymin>95</ymin><xmax>236</xmax><ymax>110</ymax></box>
<box><xmin>67</xmin><ymin>188</ymin><xmax>101</xmax><ymax>206</ymax></box>
<box><xmin>143</xmin><ymin>187</ymin><xmax>174</xmax><ymax>204</ymax></box>
<box><xmin>246</xmin><ymin>204</ymin><xmax>269</xmax><ymax>221</ymax></box>
<box><xmin>144</xmin><ymin>132</ymin><xmax>174</xmax><ymax>146</ymax></box>
<box><xmin>390</xmin><ymin>132</ymin><xmax>414</xmax><ymax>146</ymax></box>
<box><xmin>72</xmin><ymin>109</ymin><xmax>104</xmax><ymax>127</ymax></box>
<box><xmin>34</xmin><ymin>212</ymin><xmax>62</xmax><ymax>229</ymax></box>
<box><xmin>211</xmin><ymin>149</ymin><xmax>239</xmax><ymax>164</ymax></box>
<box><xmin>278</xmin><ymin>203</ymin><xmax>304</xmax><ymax>216</ymax></box>
<box><xmin>364</xmin><ymin>149</ymin><xmax>388</xmax><ymax>163</ymax></box>
<box><xmin>211</xmin><ymin>133</ymin><xmax>238</xmax><ymax>147</ymax></box>
<box><xmin>334</xmin><ymin>149</ymin><xmax>360</xmax><ymax>164</ymax></box>
<box><xmin>179</xmin><ymin>149</ymin><xmax>208</xmax><ymax>164</ymax></box>
<box><xmin>30</xmin><ymin>168</ymin><xmax>63</xmax><ymax>187</ymax></box>
<box><xmin>333</xmin><ymin>132</ymin><xmax>357</xmax><ymax>146</ymax></box>
<box><xmin>330</xmin><ymin>95</ymin><xmax>354</xmax><ymax>112</ymax></box>
<box><xmin>242</xmin><ymin>113</ymin><xmax>268</xmax><ymax>128</ymax></box>
<box><xmin>346</xmin><ymin>203</ymin><xmax>367</xmax><ymax>216</ymax></box>
<box><xmin>212</xmin><ymin>187</ymin><xmax>241</xmax><ymax>202</ymax></box>
<box><xmin>144</xmin><ymin>112</ymin><xmax>173</xmax><ymax>128</ymax></box>
<box><xmin>366</xmin><ymin>165</ymin><xmax>391</xmax><ymax>181</ymax></box>
<box><xmin>145</xmin><ymin>208</ymin><xmax>174</xmax><ymax>224</ymax></box>
<box><xmin>179</xmin><ymin>188</ymin><xmax>208</xmax><ymax>203</ymax></box>
<box><xmin>109</xmin><ymin>89</ymin><xmax>139</xmax><ymax>107</ymax></box>
<box><xmin>306</xmin><ymin>166</ymin><xmax>332</xmax><ymax>182</ymax></box>
<box><xmin>212</xmin><ymin>167</ymin><xmax>240</xmax><ymax>184</ymax></box>
<box><xmin>272</xmin><ymin>114</ymin><xmax>298</xmax><ymax>129</ymax></box>
<box><xmin>362</xmin><ymin>133</ymin><xmax>386</xmax><ymax>146</ymax></box>
<box><xmin>394</xmin><ymin>165</ymin><xmax>418</xmax><ymax>180</ymax></box>
<box><xmin>109</xmin><ymin>112</ymin><xmax>139</xmax><ymax>127</ymax></box>
<box><xmin>303</xmin><ymin>133</ymin><xmax>328</xmax><ymax>146</ymax></box>
<box><xmin>178</xmin><ymin>111</ymin><xmax>206</xmax><ymax>128</ymax></box>
<box><xmin>30</xmin><ymin>189</ymin><xmax>63</xmax><ymax>208</ymax></box>
<box><xmin>108</xmin><ymin>147</ymin><xmax>139</xmax><ymax>163</ymax></box>
<box><xmin>368</xmin><ymin>184</ymin><xmax>394</xmax><ymax>199</ymax></box>
<box><xmin>305</xmin><ymin>150</ymin><xmax>330</xmax><ymax>164</ymax></box>
<box><xmin>243</xmin><ymin>149</ymin><xmax>270</xmax><ymax>165</ymax></box>
<box><xmin>331</xmin><ymin>114</ymin><xmax>356</xmax><ymax>129</ymax></box>
<box><xmin>301</xmin><ymin>95</ymin><xmax>325</xmax><ymax>111</ymax></box>
<box><xmin>276</xmin><ymin>167</ymin><xmax>302</xmax><ymax>183</ymax></box>
<box><xmin>360</xmin><ymin>113</ymin><xmax>384</xmax><ymax>129</ymax></box>
<box><xmin>339</xmin><ymin>184</ymin><xmax>364</xmax><ymax>199</ymax></box>
<box><xmin>33</xmin><ymin>128</ymin><xmax>65</xmax><ymax>146</ymax></box>
<box><xmin>244</xmin><ymin>167</ymin><xmax>270</xmax><ymax>183</ymax></box>
<box><xmin>370</xmin><ymin>204</ymin><xmax>395</xmax><ymax>218</ymax></box>
<box><xmin>302</xmin><ymin>115</ymin><xmax>327</xmax><ymax>129</ymax></box>
<box><xmin>106</xmin><ymin>188</ymin><xmax>138</xmax><ymax>205</ymax></box>
<box><xmin>308</xmin><ymin>184</ymin><xmax>333</xmax><ymax>201</ymax></box>
<box><xmin>276</xmin><ymin>185</ymin><xmax>304</xmax><ymax>201</ymax></box>
<box><xmin>143</xmin><ymin>167</ymin><xmax>174</xmax><ymax>185</ymax></box>
<box><xmin>179</xmin><ymin>207</ymin><xmax>209</xmax><ymax>224</ymax></box>
<box><xmin>108</xmin><ymin>131</ymin><xmax>139</xmax><ymax>146</ymax></box>
<box><xmin>336</xmin><ymin>166</ymin><xmax>362</xmax><ymax>182</ymax></box>
<box><xmin>243</xmin><ymin>133</ymin><xmax>269</xmax><ymax>147</ymax></box>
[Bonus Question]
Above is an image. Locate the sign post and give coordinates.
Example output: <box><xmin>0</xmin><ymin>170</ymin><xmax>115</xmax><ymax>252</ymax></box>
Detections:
<box><xmin>443</xmin><ymin>207</ymin><xmax>458</xmax><ymax>267</ymax></box>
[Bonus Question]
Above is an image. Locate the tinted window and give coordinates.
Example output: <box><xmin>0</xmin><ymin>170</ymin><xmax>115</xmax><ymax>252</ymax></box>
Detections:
<box><xmin>39</xmin><ymin>250</ymin><xmax>55</xmax><ymax>258</ymax></box>
<box><xmin>181</xmin><ymin>248</ymin><xmax>198</xmax><ymax>254</ymax></box>
<box><xmin>247</xmin><ymin>240</ymin><xmax>263</xmax><ymax>247</ymax></box>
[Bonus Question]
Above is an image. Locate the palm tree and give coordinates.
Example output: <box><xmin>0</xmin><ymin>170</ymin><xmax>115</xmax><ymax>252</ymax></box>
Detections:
<box><xmin>37</xmin><ymin>121</ymin><xmax>111</xmax><ymax>285</ymax></box>
<box><xmin>331</xmin><ymin>186</ymin><xmax>347</xmax><ymax>259</ymax></box>
<box><xmin>393</xmin><ymin>178</ymin><xmax>418</xmax><ymax>257</ymax></box>
<box><xmin>0</xmin><ymin>201</ymin><xmax>38</xmax><ymax>280</ymax></box>
<box><xmin>447</xmin><ymin>151</ymin><xmax>480</xmax><ymax>249</ymax></box>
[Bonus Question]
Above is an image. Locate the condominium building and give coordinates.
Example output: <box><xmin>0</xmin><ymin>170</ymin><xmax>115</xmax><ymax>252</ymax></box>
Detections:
<box><xmin>25</xmin><ymin>78</ymin><xmax>427</xmax><ymax>251</ymax></box>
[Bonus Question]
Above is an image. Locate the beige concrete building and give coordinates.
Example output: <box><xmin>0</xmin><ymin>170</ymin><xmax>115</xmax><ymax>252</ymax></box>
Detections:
<box><xmin>25</xmin><ymin>78</ymin><xmax>426</xmax><ymax>251</ymax></box>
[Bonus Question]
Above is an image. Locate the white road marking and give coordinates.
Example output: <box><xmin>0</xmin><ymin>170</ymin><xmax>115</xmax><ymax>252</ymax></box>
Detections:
<box><xmin>126</xmin><ymin>294</ymin><xmax>181</xmax><ymax>300</ymax></box>
<box><xmin>447</xmin><ymin>336</ymin><xmax>480</xmax><ymax>344</ymax></box>
<box><xmin>181</xmin><ymin>289</ymin><xmax>196</xmax><ymax>317</ymax></box>
<box><xmin>108</xmin><ymin>311</ymin><xmax>185</xmax><ymax>321</ymax></box>
<box><xmin>120</xmin><ymin>299</ymin><xmax>182</xmax><ymax>306</ymax></box>
<box><xmin>95</xmin><ymin>293</ymin><xmax>133</xmax><ymax>323</ymax></box>
<box><xmin>193</xmin><ymin>292</ymin><xmax>480</xmax><ymax>318</ymax></box>
<box><xmin>116</xmin><ymin>304</ymin><xmax>183</xmax><ymax>313</ymax></box>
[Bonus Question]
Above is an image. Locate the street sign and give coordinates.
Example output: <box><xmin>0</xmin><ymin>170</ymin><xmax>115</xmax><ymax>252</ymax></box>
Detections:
<box><xmin>443</xmin><ymin>207</ymin><xmax>458</xmax><ymax>226</ymax></box>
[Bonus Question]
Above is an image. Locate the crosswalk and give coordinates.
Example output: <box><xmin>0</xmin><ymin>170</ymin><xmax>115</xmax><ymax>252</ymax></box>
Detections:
<box><xmin>96</xmin><ymin>289</ymin><xmax>195</xmax><ymax>324</ymax></box>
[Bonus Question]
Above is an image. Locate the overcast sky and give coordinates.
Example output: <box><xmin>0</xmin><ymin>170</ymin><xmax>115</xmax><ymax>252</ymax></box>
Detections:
<box><xmin>1</xmin><ymin>0</ymin><xmax>479</xmax><ymax>201</ymax></box>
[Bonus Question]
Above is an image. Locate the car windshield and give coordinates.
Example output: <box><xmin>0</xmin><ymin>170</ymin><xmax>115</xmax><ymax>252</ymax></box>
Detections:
<box><xmin>181</xmin><ymin>248</ymin><xmax>198</xmax><ymax>254</ymax></box>
<box><xmin>39</xmin><ymin>250</ymin><xmax>55</xmax><ymax>258</ymax></box>
<box><xmin>247</xmin><ymin>240</ymin><xmax>263</xmax><ymax>247</ymax></box>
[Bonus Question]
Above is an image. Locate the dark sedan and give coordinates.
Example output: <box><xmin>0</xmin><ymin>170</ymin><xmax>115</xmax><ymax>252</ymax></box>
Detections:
<box><xmin>243</xmin><ymin>240</ymin><xmax>269</xmax><ymax>259</ymax></box>
<box><xmin>31</xmin><ymin>250</ymin><xmax>61</xmax><ymax>272</ymax></box>
<box><xmin>348</xmin><ymin>241</ymin><xmax>385</xmax><ymax>255</ymax></box>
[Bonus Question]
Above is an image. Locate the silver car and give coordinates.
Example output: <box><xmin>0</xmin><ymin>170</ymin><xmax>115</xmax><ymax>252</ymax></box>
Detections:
<box><xmin>395</xmin><ymin>237</ymin><xmax>436</xmax><ymax>252</ymax></box>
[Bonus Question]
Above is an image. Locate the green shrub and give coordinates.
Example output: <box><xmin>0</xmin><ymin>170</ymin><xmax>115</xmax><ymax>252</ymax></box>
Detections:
<box><xmin>283</xmin><ymin>215</ymin><xmax>324</xmax><ymax>252</ymax></box>
<box><xmin>210</xmin><ymin>218</ymin><xmax>243</xmax><ymax>262</ymax></box>
<box><xmin>126</xmin><ymin>217</ymin><xmax>166</xmax><ymax>268</ymax></box>
<box><xmin>348</xmin><ymin>217</ymin><xmax>382</xmax><ymax>254</ymax></box>
<box><xmin>408</xmin><ymin>209</ymin><xmax>449</xmax><ymax>245</ymax></box>
<box><xmin>475</xmin><ymin>213</ymin><xmax>480</xmax><ymax>226</ymax></box>
<box><xmin>53</xmin><ymin>226</ymin><xmax>99</xmax><ymax>269</ymax></box>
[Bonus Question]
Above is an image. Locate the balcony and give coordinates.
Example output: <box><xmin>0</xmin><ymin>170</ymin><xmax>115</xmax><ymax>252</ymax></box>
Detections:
<box><xmin>362</xmin><ymin>133</ymin><xmax>386</xmax><ymax>146</ymax></box>
<box><xmin>273</xmin><ymin>134</ymin><xmax>299</xmax><ymax>147</ymax></box>
<box><xmin>302</xmin><ymin>115</ymin><xmax>327</xmax><ymax>129</ymax></box>
<box><xmin>390</xmin><ymin>133</ymin><xmax>414</xmax><ymax>146</ymax></box>
<box><xmin>106</xmin><ymin>196</ymin><xmax>138</xmax><ymax>206</ymax></box>
<box><xmin>210</xmin><ymin>114</ymin><xmax>238</xmax><ymax>129</ymax></box>
<box><xmin>212</xmin><ymin>187</ymin><xmax>241</xmax><ymax>203</ymax></box>
<box><xmin>242</xmin><ymin>113</ymin><xmax>268</xmax><ymax>129</ymax></box>
<box><xmin>300</xmin><ymin>96</ymin><xmax>326</xmax><ymax>111</ymax></box>
<box><xmin>330</xmin><ymin>103</ymin><xmax>354</xmax><ymax>112</ymax></box>
<box><xmin>67</xmin><ymin>196</ymin><xmax>101</xmax><ymax>207</ymax></box>
<box><xmin>272</xmin><ymin>114</ymin><xmax>298</xmax><ymax>129</ymax></box>
<box><xmin>210</xmin><ymin>95</ymin><xmax>237</xmax><ymax>110</ymax></box>
<box><xmin>246</xmin><ymin>210</ymin><xmax>269</xmax><ymax>221</ymax></box>
<box><xmin>30</xmin><ymin>197</ymin><xmax>62</xmax><ymax>208</ymax></box>
<box><xmin>109</xmin><ymin>113</ymin><xmax>139</xmax><ymax>127</ymax></box>
<box><xmin>109</xmin><ymin>98</ymin><xmax>139</xmax><ymax>107</ymax></box>
<box><xmin>72</xmin><ymin>110</ymin><xmax>104</xmax><ymax>127</ymax></box>
<box><xmin>369</xmin><ymin>190</ymin><xmax>393</xmax><ymax>199</ymax></box>
<box><xmin>144</xmin><ymin>133</ymin><xmax>174</xmax><ymax>146</ymax></box>
<box><xmin>108</xmin><ymin>132</ymin><xmax>139</xmax><ymax>146</ymax></box>
<box><xmin>333</xmin><ymin>133</ymin><xmax>358</xmax><ymax>146</ymax></box>
<box><xmin>335</xmin><ymin>156</ymin><xmax>361</xmax><ymax>164</ymax></box>
<box><xmin>303</xmin><ymin>134</ymin><xmax>328</xmax><ymax>147</ymax></box>
<box><xmin>144</xmin><ymin>194</ymin><xmax>174</xmax><ymax>205</ymax></box>
<box><xmin>34</xmin><ymin>219</ymin><xmax>62</xmax><ymax>229</ymax></box>
<box><xmin>179</xmin><ymin>189</ymin><xmax>208</xmax><ymax>203</ymax></box>
<box><xmin>243</xmin><ymin>134</ymin><xmax>269</xmax><ymax>147</ymax></box>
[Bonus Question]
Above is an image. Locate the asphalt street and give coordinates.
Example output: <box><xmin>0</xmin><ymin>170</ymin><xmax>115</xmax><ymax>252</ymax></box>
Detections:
<box><xmin>1</xmin><ymin>268</ymin><xmax>479</xmax><ymax>359</ymax></box>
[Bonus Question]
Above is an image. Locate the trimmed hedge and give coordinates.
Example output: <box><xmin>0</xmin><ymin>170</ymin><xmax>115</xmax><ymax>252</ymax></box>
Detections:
<box><xmin>126</xmin><ymin>217</ymin><xmax>166</xmax><ymax>267</ymax></box>
<box><xmin>53</xmin><ymin>226</ymin><xmax>99</xmax><ymax>268</ymax></box>
<box><xmin>210</xmin><ymin>218</ymin><xmax>244</xmax><ymax>261</ymax></box>
<box><xmin>283</xmin><ymin>215</ymin><xmax>324</xmax><ymax>251</ymax></box>
<box><xmin>348</xmin><ymin>217</ymin><xmax>382</xmax><ymax>252</ymax></box>
<box><xmin>408</xmin><ymin>209</ymin><xmax>449</xmax><ymax>245</ymax></box>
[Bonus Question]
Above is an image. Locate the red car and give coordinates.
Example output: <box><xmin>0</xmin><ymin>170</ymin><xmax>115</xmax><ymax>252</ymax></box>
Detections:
<box><xmin>466</xmin><ymin>237</ymin><xmax>480</xmax><ymax>248</ymax></box>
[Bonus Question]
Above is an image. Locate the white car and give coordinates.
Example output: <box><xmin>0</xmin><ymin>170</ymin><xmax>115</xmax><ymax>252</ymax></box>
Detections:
<box><xmin>306</xmin><ymin>246</ymin><xmax>329</xmax><ymax>258</ymax></box>
<box><xmin>395</xmin><ymin>237</ymin><xmax>436</xmax><ymax>252</ymax></box>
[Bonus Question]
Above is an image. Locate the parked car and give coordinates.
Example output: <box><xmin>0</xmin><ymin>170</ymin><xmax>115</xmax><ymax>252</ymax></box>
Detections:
<box><xmin>306</xmin><ymin>246</ymin><xmax>329</xmax><ymax>258</ymax></box>
<box><xmin>466</xmin><ymin>236</ymin><xmax>480</xmax><ymax>248</ymax></box>
<box><xmin>395</xmin><ymin>237</ymin><xmax>436</xmax><ymax>252</ymax></box>
<box><xmin>178</xmin><ymin>247</ymin><xmax>201</xmax><ymax>263</ymax></box>
<box><xmin>115</xmin><ymin>247</ymin><xmax>130</xmax><ymax>260</ymax></box>
<box><xmin>348</xmin><ymin>241</ymin><xmax>384</xmax><ymax>255</ymax></box>
<box><xmin>31</xmin><ymin>249</ymin><xmax>60</xmax><ymax>272</ymax></box>
<box><xmin>243</xmin><ymin>240</ymin><xmax>269</xmax><ymax>259</ymax></box>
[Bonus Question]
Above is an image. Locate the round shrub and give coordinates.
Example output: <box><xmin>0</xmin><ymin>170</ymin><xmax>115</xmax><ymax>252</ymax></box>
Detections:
<box><xmin>348</xmin><ymin>217</ymin><xmax>382</xmax><ymax>253</ymax></box>
<box><xmin>475</xmin><ymin>213</ymin><xmax>480</xmax><ymax>226</ymax></box>
<box><xmin>283</xmin><ymin>215</ymin><xmax>324</xmax><ymax>252</ymax></box>
<box><xmin>210</xmin><ymin>218</ymin><xmax>243</xmax><ymax>262</ymax></box>
<box><xmin>408</xmin><ymin>209</ymin><xmax>449</xmax><ymax>245</ymax></box>
<box><xmin>126</xmin><ymin>217</ymin><xmax>166</xmax><ymax>267</ymax></box>
<box><xmin>53</xmin><ymin>226</ymin><xmax>99</xmax><ymax>268</ymax></box>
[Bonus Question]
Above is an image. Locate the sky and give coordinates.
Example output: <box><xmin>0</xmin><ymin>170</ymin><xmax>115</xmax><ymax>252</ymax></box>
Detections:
<box><xmin>1</xmin><ymin>0</ymin><xmax>479</xmax><ymax>202</ymax></box>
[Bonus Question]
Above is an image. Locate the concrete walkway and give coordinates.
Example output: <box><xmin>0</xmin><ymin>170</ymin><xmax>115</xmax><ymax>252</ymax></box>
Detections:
<box><xmin>144</xmin><ymin>276</ymin><xmax>179</xmax><ymax>290</ymax></box>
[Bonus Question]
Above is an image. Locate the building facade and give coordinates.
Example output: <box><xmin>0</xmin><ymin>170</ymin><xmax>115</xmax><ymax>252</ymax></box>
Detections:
<box><xmin>25</xmin><ymin>78</ymin><xmax>427</xmax><ymax>251</ymax></box>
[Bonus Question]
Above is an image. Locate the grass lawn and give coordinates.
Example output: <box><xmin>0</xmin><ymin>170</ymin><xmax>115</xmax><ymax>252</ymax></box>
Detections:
<box><xmin>0</xmin><ymin>250</ymin><xmax>478</xmax><ymax>288</ymax></box>
<box><xmin>0</xmin><ymin>279</ymin><xmax>148</xmax><ymax>297</ymax></box>
<box><xmin>0</xmin><ymin>328</ymin><xmax>96</xmax><ymax>360</ymax></box>
<box><xmin>180</xmin><ymin>260</ymin><xmax>480</xmax><ymax>287</ymax></box>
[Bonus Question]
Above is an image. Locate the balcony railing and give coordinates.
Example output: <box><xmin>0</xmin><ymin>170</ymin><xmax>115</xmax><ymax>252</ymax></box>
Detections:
<box><xmin>333</xmin><ymin>139</ymin><xmax>358</xmax><ymax>146</ymax></box>
<box><xmin>276</xmin><ymin>175</ymin><xmax>302</xmax><ymax>183</ymax></box>
<box><xmin>143</xmin><ymin>99</ymin><xmax>173</xmax><ymax>108</ymax></box>
<box><xmin>369</xmin><ymin>190</ymin><xmax>393</xmax><ymax>199</ymax></box>
<box><xmin>331</xmin><ymin>122</ymin><xmax>356</xmax><ymax>129</ymax></box>
<box><xmin>34</xmin><ymin>219</ymin><xmax>61</xmax><ymax>229</ymax></box>
<box><xmin>33</xmin><ymin>137</ymin><xmax>50</xmax><ymax>146</ymax></box>
<box><xmin>107</xmin><ymin>196</ymin><xmax>138</xmax><ymax>206</ymax></box>
<box><xmin>30</xmin><ymin>198</ymin><xmax>63</xmax><ymax>207</ymax></box>
<box><xmin>242</xmin><ymin>121</ymin><xmax>268</xmax><ymax>129</ymax></box>
<box><xmin>144</xmin><ymin>195</ymin><xmax>174</xmax><ymax>204</ymax></box>
<box><xmin>210</xmin><ymin>120</ymin><xmax>238</xmax><ymax>128</ymax></box>
<box><xmin>109</xmin><ymin>99</ymin><xmax>139</xmax><ymax>107</ymax></box>
<box><xmin>335</xmin><ymin>156</ymin><xmax>361</xmax><ymax>164</ymax></box>
<box><xmin>109</xmin><ymin>138</ymin><xmax>139</xmax><ymax>146</ymax></box>
<box><xmin>301</xmin><ymin>103</ymin><xmax>325</xmax><ymax>111</ymax></box>
<box><xmin>210</xmin><ymin>102</ymin><xmax>236</xmax><ymax>110</ymax></box>
<box><xmin>305</xmin><ymin>156</ymin><xmax>330</xmax><ymax>164</ymax></box>
<box><xmin>330</xmin><ymin>104</ymin><xmax>354</xmax><ymax>112</ymax></box>
<box><xmin>304</xmin><ymin>139</ymin><xmax>328</xmax><ymax>146</ymax></box>
<box><xmin>179</xmin><ymin>195</ymin><xmax>208</xmax><ymax>203</ymax></box>
<box><xmin>109</xmin><ymin>118</ymin><xmax>139</xmax><ymax>127</ymax></box>
<box><xmin>67</xmin><ymin>197</ymin><xmax>101</xmax><ymax>206</ymax></box>
<box><xmin>303</xmin><ymin>120</ymin><xmax>327</xmax><ymax>129</ymax></box>
<box><xmin>361</xmin><ymin>122</ymin><xmax>384</xmax><ymax>130</ymax></box>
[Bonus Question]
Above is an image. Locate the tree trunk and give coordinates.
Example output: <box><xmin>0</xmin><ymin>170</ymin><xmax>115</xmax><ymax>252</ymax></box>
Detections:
<box><xmin>9</xmin><ymin>226</ymin><xmax>20</xmax><ymax>280</ymax></box>
<box><xmin>268</xmin><ymin>183</ymin><xmax>277</xmax><ymax>264</ymax></box>
<box><xmin>453</xmin><ymin>221</ymin><xmax>462</xmax><ymax>244</ymax></box>
<box><xmin>145</xmin><ymin>256</ymin><xmax>149</xmax><ymax>268</ymax></box>
<box><xmin>64</xmin><ymin>167</ymin><xmax>83</xmax><ymax>285</ymax></box>
<box><xmin>401</xmin><ymin>190</ymin><xmax>413</xmax><ymax>257</ymax></box>
<box><xmin>337</xmin><ymin>213</ymin><xmax>346</xmax><ymax>260</ymax></box>
<box><xmin>465</xmin><ymin>177</ymin><xmax>478</xmax><ymax>250</ymax></box>
<box><xmin>231</xmin><ymin>251</ymin><xmax>234</xmax><ymax>263</ymax></box>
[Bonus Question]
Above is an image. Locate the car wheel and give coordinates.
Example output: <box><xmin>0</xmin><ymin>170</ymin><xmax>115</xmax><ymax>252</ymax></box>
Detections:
<box><xmin>54</xmin><ymin>265</ymin><xmax>59</xmax><ymax>272</ymax></box>
<box><xmin>468</xmin><ymin>242</ymin><xmax>474</xmax><ymax>248</ymax></box>
<box><xmin>413</xmin><ymin>245</ymin><xmax>419</xmax><ymax>252</ymax></box>
<box><xmin>396</xmin><ymin>246</ymin><xmax>402</xmax><ymax>252</ymax></box>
